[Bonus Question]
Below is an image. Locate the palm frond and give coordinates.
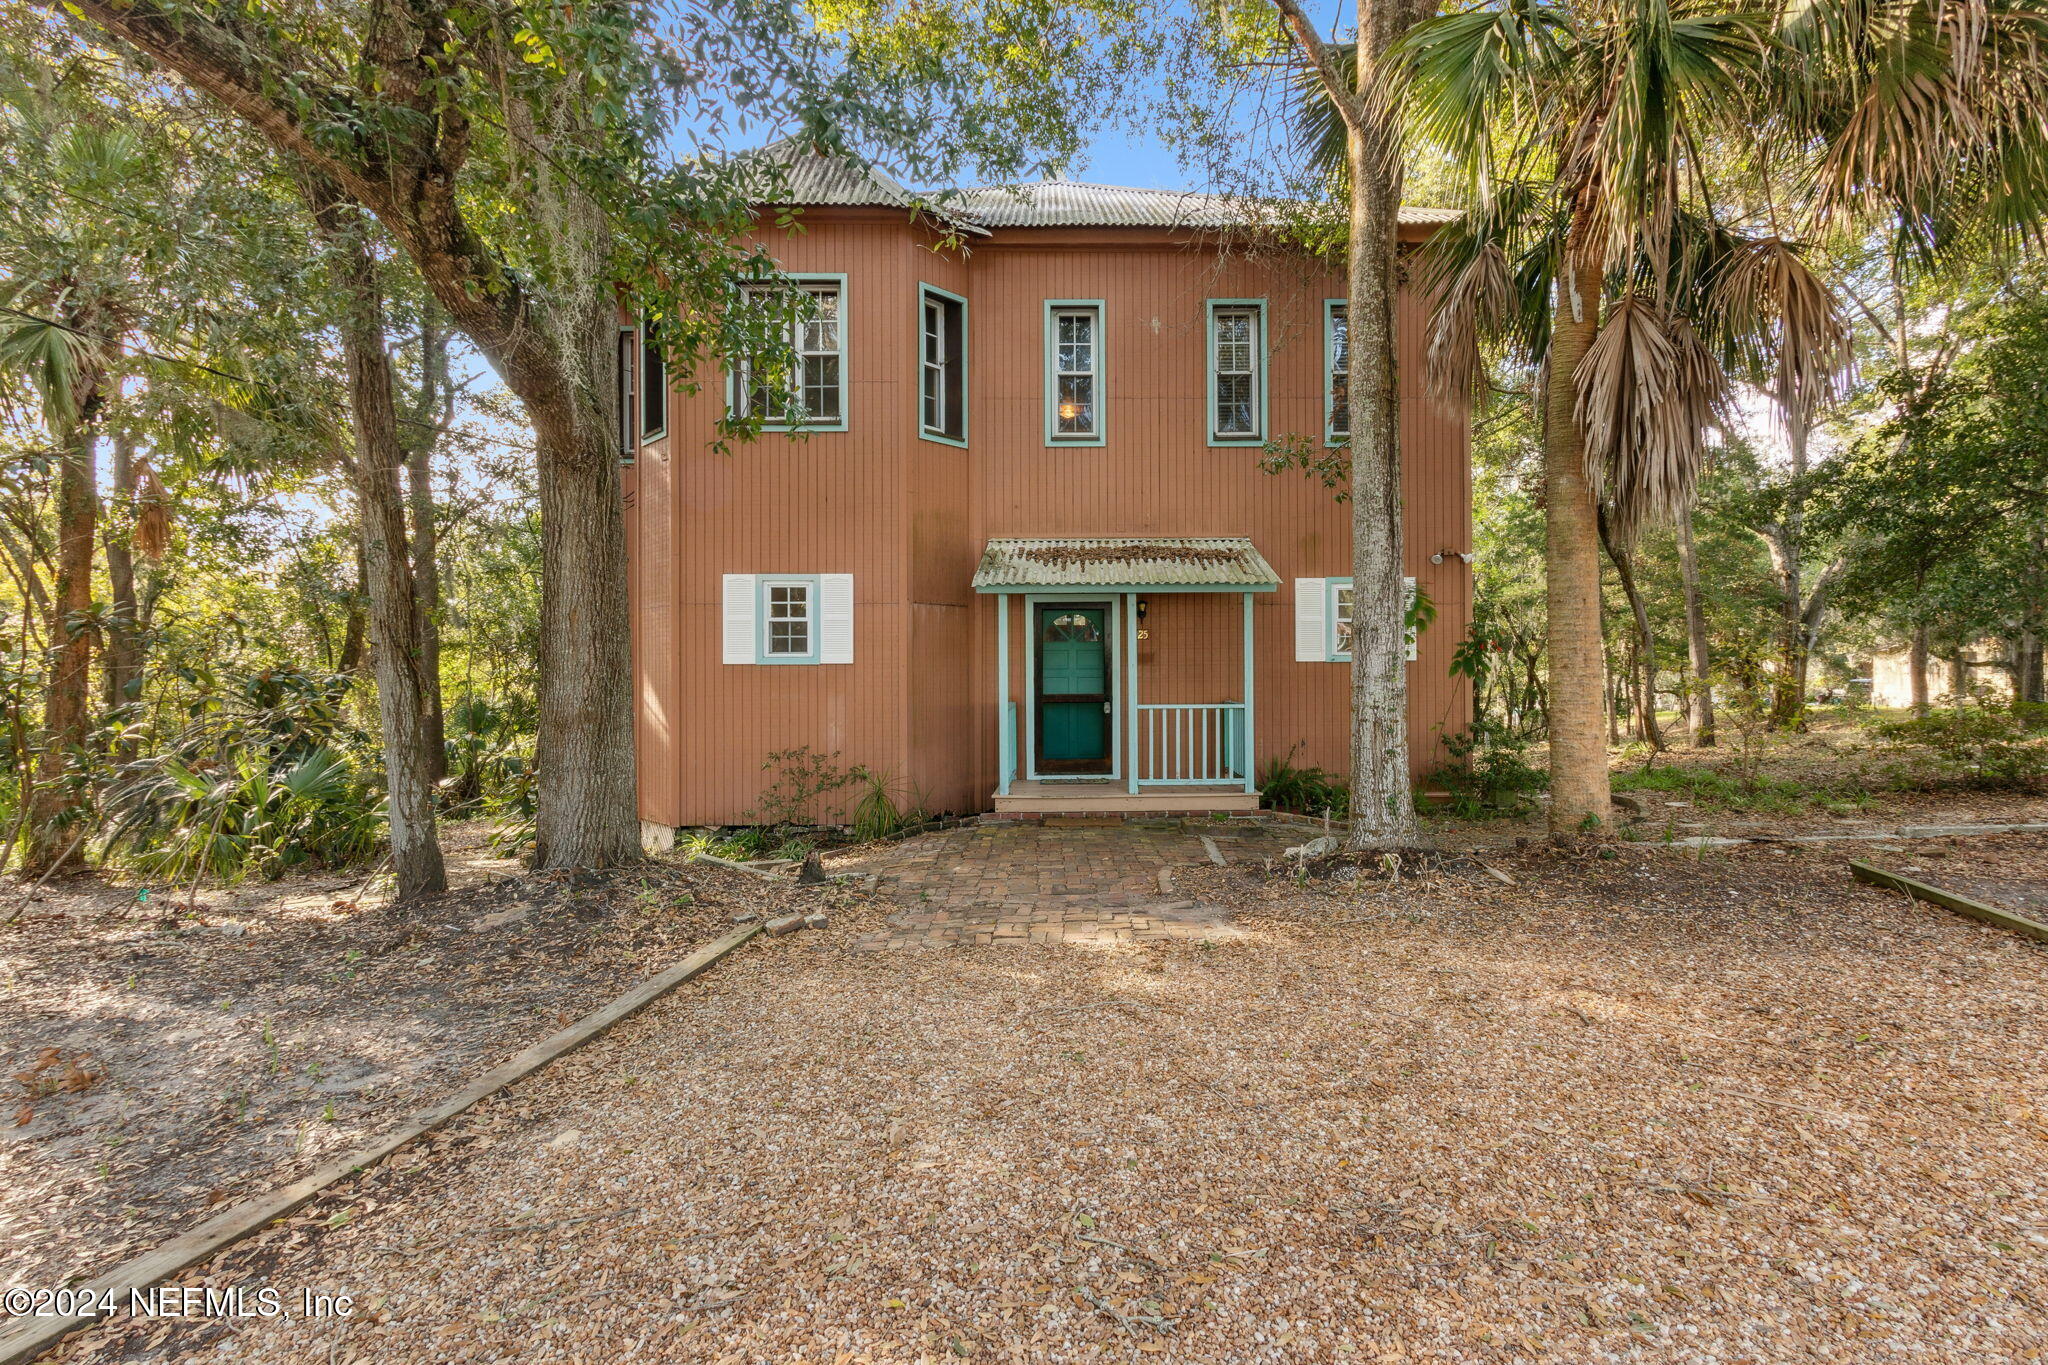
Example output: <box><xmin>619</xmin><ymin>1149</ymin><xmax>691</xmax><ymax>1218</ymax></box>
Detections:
<box><xmin>1705</xmin><ymin>231</ymin><xmax>1854</xmax><ymax>421</ymax></box>
<box><xmin>1574</xmin><ymin>291</ymin><xmax>1728</xmax><ymax>536</ymax></box>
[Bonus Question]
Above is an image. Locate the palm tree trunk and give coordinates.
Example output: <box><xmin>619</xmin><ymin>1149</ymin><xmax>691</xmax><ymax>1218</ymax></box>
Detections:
<box><xmin>23</xmin><ymin>336</ymin><xmax>105</xmax><ymax>876</ymax></box>
<box><xmin>1340</xmin><ymin>56</ymin><xmax>1417</xmax><ymax>852</ymax></box>
<box><xmin>1677</xmin><ymin>509</ymin><xmax>1715</xmax><ymax>746</ymax></box>
<box><xmin>308</xmin><ymin>180</ymin><xmax>447</xmax><ymax>902</ymax></box>
<box><xmin>1543</xmin><ymin>216</ymin><xmax>1612</xmax><ymax>833</ymax></box>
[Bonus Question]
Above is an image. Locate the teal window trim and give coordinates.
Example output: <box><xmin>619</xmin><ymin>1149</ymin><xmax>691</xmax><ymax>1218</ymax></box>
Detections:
<box><xmin>918</xmin><ymin>282</ymin><xmax>969</xmax><ymax>448</ymax></box>
<box><xmin>725</xmin><ymin>272</ymin><xmax>850</xmax><ymax>434</ymax></box>
<box><xmin>1323</xmin><ymin>298</ymin><xmax>1348</xmax><ymax>448</ymax></box>
<box><xmin>640</xmin><ymin>317</ymin><xmax>667</xmax><ymax>444</ymax></box>
<box><xmin>1324</xmin><ymin>576</ymin><xmax>1419</xmax><ymax>663</ymax></box>
<box><xmin>1205</xmin><ymin>298</ymin><xmax>1267</xmax><ymax>447</ymax></box>
<box><xmin>756</xmin><ymin>574</ymin><xmax>821</xmax><ymax>665</ymax></box>
<box><xmin>616</xmin><ymin>324</ymin><xmax>638</xmax><ymax>464</ymax></box>
<box><xmin>1325</xmin><ymin>577</ymin><xmax>1354</xmax><ymax>662</ymax></box>
<box><xmin>1043</xmin><ymin>299</ymin><xmax>1107</xmax><ymax>447</ymax></box>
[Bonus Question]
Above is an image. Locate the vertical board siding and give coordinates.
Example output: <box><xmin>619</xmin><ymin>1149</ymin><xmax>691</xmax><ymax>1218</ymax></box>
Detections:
<box><xmin>628</xmin><ymin>212</ymin><xmax>1471</xmax><ymax>825</ymax></box>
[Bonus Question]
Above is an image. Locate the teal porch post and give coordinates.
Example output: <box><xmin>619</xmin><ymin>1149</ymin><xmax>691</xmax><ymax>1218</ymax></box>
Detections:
<box><xmin>1126</xmin><ymin>592</ymin><xmax>1140</xmax><ymax>795</ymax></box>
<box><xmin>997</xmin><ymin>596</ymin><xmax>1012</xmax><ymax>797</ymax></box>
<box><xmin>1242</xmin><ymin>591</ymin><xmax>1256</xmax><ymax>794</ymax></box>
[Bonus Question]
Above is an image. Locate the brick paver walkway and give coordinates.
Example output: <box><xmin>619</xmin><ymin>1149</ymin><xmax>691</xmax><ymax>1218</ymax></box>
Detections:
<box><xmin>834</xmin><ymin>820</ymin><xmax>1301</xmax><ymax>950</ymax></box>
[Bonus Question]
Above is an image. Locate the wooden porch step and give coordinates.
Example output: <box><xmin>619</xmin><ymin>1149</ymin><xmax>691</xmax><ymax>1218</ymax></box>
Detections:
<box><xmin>992</xmin><ymin>781</ymin><xmax>1261</xmax><ymax>816</ymax></box>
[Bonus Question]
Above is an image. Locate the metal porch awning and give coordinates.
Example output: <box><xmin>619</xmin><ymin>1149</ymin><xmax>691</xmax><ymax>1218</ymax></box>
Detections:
<box><xmin>971</xmin><ymin>537</ymin><xmax>1279</xmax><ymax>593</ymax></box>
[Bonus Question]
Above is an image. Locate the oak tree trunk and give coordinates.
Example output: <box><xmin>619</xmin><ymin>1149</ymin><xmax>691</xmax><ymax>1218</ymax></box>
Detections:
<box><xmin>1909</xmin><ymin>620</ymin><xmax>1930</xmax><ymax>715</ymax></box>
<box><xmin>405</xmin><ymin>313</ymin><xmax>449</xmax><ymax>783</ymax></box>
<box><xmin>103</xmin><ymin>424</ymin><xmax>142</xmax><ymax>739</ymax></box>
<box><xmin>337</xmin><ymin>541</ymin><xmax>369</xmax><ymax>678</ymax></box>
<box><xmin>1598</xmin><ymin>507</ymin><xmax>1662</xmax><ymax>750</ymax></box>
<box><xmin>309</xmin><ymin>183</ymin><xmax>447</xmax><ymax>902</ymax></box>
<box><xmin>1340</xmin><ymin>34</ymin><xmax>1418</xmax><ymax>852</ymax></box>
<box><xmin>67</xmin><ymin>0</ymin><xmax>642</xmax><ymax>870</ymax></box>
<box><xmin>1767</xmin><ymin>417</ymin><xmax>1812</xmax><ymax>729</ymax></box>
<box><xmin>1677</xmin><ymin>509</ymin><xmax>1715</xmax><ymax>746</ymax></box>
<box><xmin>1543</xmin><ymin>215</ymin><xmax>1612</xmax><ymax>833</ymax></box>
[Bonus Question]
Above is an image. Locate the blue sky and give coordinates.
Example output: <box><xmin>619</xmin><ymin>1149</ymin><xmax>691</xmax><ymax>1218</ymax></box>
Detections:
<box><xmin>1060</xmin><ymin>125</ymin><xmax>1196</xmax><ymax>191</ymax></box>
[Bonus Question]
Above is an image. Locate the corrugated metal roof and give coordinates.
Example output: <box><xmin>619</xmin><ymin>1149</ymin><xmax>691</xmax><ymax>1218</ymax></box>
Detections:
<box><xmin>972</xmin><ymin>538</ymin><xmax>1281</xmax><ymax>590</ymax></box>
<box><xmin>950</xmin><ymin>181</ymin><xmax>1457</xmax><ymax>230</ymax></box>
<box><xmin>738</xmin><ymin>139</ymin><xmax>988</xmax><ymax>234</ymax></box>
<box><xmin>737</xmin><ymin>145</ymin><xmax>1458</xmax><ymax>233</ymax></box>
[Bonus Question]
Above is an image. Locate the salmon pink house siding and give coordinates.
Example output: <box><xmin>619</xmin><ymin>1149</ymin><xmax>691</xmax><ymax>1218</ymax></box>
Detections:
<box><xmin>624</xmin><ymin>148</ymin><xmax>1471</xmax><ymax>830</ymax></box>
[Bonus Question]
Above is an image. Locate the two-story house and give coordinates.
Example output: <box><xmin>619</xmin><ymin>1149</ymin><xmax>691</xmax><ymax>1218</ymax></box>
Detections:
<box><xmin>624</xmin><ymin>143</ymin><xmax>1472</xmax><ymax>833</ymax></box>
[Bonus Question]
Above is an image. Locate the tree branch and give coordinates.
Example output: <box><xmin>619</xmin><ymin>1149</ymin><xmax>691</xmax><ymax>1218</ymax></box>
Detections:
<box><xmin>1265</xmin><ymin>0</ymin><xmax>1362</xmax><ymax>130</ymax></box>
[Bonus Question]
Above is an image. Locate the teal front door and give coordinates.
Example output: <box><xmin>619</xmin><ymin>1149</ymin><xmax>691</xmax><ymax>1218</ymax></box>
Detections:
<box><xmin>1036</xmin><ymin>605</ymin><xmax>1112</xmax><ymax>774</ymax></box>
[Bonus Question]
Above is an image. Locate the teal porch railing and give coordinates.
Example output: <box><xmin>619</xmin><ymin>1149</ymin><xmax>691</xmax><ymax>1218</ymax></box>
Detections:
<box><xmin>1136</xmin><ymin>703</ymin><xmax>1247</xmax><ymax>786</ymax></box>
<box><xmin>999</xmin><ymin>700</ymin><xmax>1018</xmax><ymax>794</ymax></box>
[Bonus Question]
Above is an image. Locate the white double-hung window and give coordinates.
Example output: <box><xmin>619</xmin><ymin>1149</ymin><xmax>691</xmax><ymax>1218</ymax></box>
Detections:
<box><xmin>732</xmin><ymin>277</ymin><xmax>846</xmax><ymax>429</ymax></box>
<box><xmin>1045</xmin><ymin>301</ymin><xmax>1103</xmax><ymax>444</ymax></box>
<box><xmin>722</xmin><ymin>574</ymin><xmax>854</xmax><ymax>665</ymax></box>
<box><xmin>1296</xmin><ymin>577</ymin><xmax>1419</xmax><ymax>663</ymax></box>
<box><xmin>1325</xmin><ymin>301</ymin><xmax>1349</xmax><ymax>443</ymax></box>
<box><xmin>920</xmin><ymin>284</ymin><xmax>967</xmax><ymax>444</ymax></box>
<box><xmin>1207</xmin><ymin>300</ymin><xmax>1265</xmax><ymax>444</ymax></box>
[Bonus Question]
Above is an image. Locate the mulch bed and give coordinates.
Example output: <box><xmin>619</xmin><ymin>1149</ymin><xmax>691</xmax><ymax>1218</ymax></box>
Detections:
<box><xmin>1869</xmin><ymin>832</ymin><xmax>2048</xmax><ymax>918</ymax></box>
<box><xmin>21</xmin><ymin>829</ymin><xmax>2047</xmax><ymax>1364</ymax></box>
<box><xmin>0</xmin><ymin>839</ymin><xmax>865</xmax><ymax>1293</ymax></box>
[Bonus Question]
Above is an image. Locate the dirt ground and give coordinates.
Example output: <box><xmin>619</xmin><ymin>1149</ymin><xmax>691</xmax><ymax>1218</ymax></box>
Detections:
<box><xmin>23</xmin><ymin>827</ymin><xmax>2046</xmax><ymax>1364</ymax></box>
<box><xmin>0</xmin><ymin>822</ymin><xmax>855</xmax><ymax>1292</ymax></box>
<box><xmin>1426</xmin><ymin>718</ymin><xmax>2048</xmax><ymax>850</ymax></box>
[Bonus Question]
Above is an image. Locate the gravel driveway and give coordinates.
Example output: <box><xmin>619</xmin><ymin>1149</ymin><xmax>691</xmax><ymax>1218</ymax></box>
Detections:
<box><xmin>42</xmin><ymin>836</ymin><xmax>2048</xmax><ymax>1364</ymax></box>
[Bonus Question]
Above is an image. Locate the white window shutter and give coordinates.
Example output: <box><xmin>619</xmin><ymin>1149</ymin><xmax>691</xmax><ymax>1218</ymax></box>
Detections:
<box><xmin>819</xmin><ymin>573</ymin><xmax>854</xmax><ymax>664</ymax></box>
<box><xmin>1404</xmin><ymin>576</ymin><xmax>1419</xmax><ymax>662</ymax></box>
<box><xmin>722</xmin><ymin>574</ymin><xmax>756</xmax><ymax>664</ymax></box>
<box><xmin>1295</xmin><ymin>578</ymin><xmax>1326</xmax><ymax>662</ymax></box>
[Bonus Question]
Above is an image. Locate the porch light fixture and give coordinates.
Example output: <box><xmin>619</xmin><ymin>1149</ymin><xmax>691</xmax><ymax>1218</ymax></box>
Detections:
<box><xmin>1430</xmin><ymin>549</ymin><xmax>1477</xmax><ymax>565</ymax></box>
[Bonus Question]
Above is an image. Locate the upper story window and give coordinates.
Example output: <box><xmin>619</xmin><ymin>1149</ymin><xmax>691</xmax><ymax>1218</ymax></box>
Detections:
<box><xmin>732</xmin><ymin>277</ymin><xmax>847</xmax><ymax>430</ymax></box>
<box><xmin>1325</xmin><ymin>301</ymin><xmax>1349</xmax><ymax>444</ymax></box>
<box><xmin>640</xmin><ymin>318</ymin><xmax>666</xmax><ymax>442</ymax></box>
<box><xmin>1046</xmin><ymin>301</ymin><xmax>1103</xmax><ymax>445</ymax></box>
<box><xmin>1207</xmin><ymin>300</ymin><xmax>1266</xmax><ymax>444</ymax></box>
<box><xmin>920</xmin><ymin>285</ymin><xmax>967</xmax><ymax>445</ymax></box>
<box><xmin>616</xmin><ymin>325</ymin><xmax>637</xmax><ymax>459</ymax></box>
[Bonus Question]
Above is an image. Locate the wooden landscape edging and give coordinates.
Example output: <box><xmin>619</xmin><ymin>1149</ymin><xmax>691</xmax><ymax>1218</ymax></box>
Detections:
<box><xmin>1849</xmin><ymin>860</ymin><xmax>2048</xmax><ymax>944</ymax></box>
<box><xmin>0</xmin><ymin>922</ymin><xmax>764</xmax><ymax>1365</ymax></box>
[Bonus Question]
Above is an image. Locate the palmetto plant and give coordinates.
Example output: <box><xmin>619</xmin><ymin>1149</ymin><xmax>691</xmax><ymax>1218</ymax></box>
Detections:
<box><xmin>100</xmin><ymin>667</ymin><xmax>383</xmax><ymax>882</ymax></box>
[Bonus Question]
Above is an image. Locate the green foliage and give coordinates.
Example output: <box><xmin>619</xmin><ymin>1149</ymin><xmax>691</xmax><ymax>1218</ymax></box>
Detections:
<box><xmin>1425</xmin><ymin>723</ymin><xmax>1547</xmax><ymax>819</ymax></box>
<box><xmin>1256</xmin><ymin>744</ymin><xmax>1350</xmax><ymax>820</ymax></box>
<box><xmin>850</xmin><ymin>768</ymin><xmax>928</xmax><ymax>842</ymax></box>
<box><xmin>1611</xmin><ymin>762</ymin><xmax>1851</xmax><ymax>816</ymax></box>
<box><xmin>1867</xmin><ymin>701</ymin><xmax>2048</xmax><ymax>791</ymax></box>
<box><xmin>99</xmin><ymin>667</ymin><xmax>384</xmax><ymax>881</ymax></box>
<box><xmin>747</xmin><ymin>746</ymin><xmax>861</xmax><ymax>827</ymax></box>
